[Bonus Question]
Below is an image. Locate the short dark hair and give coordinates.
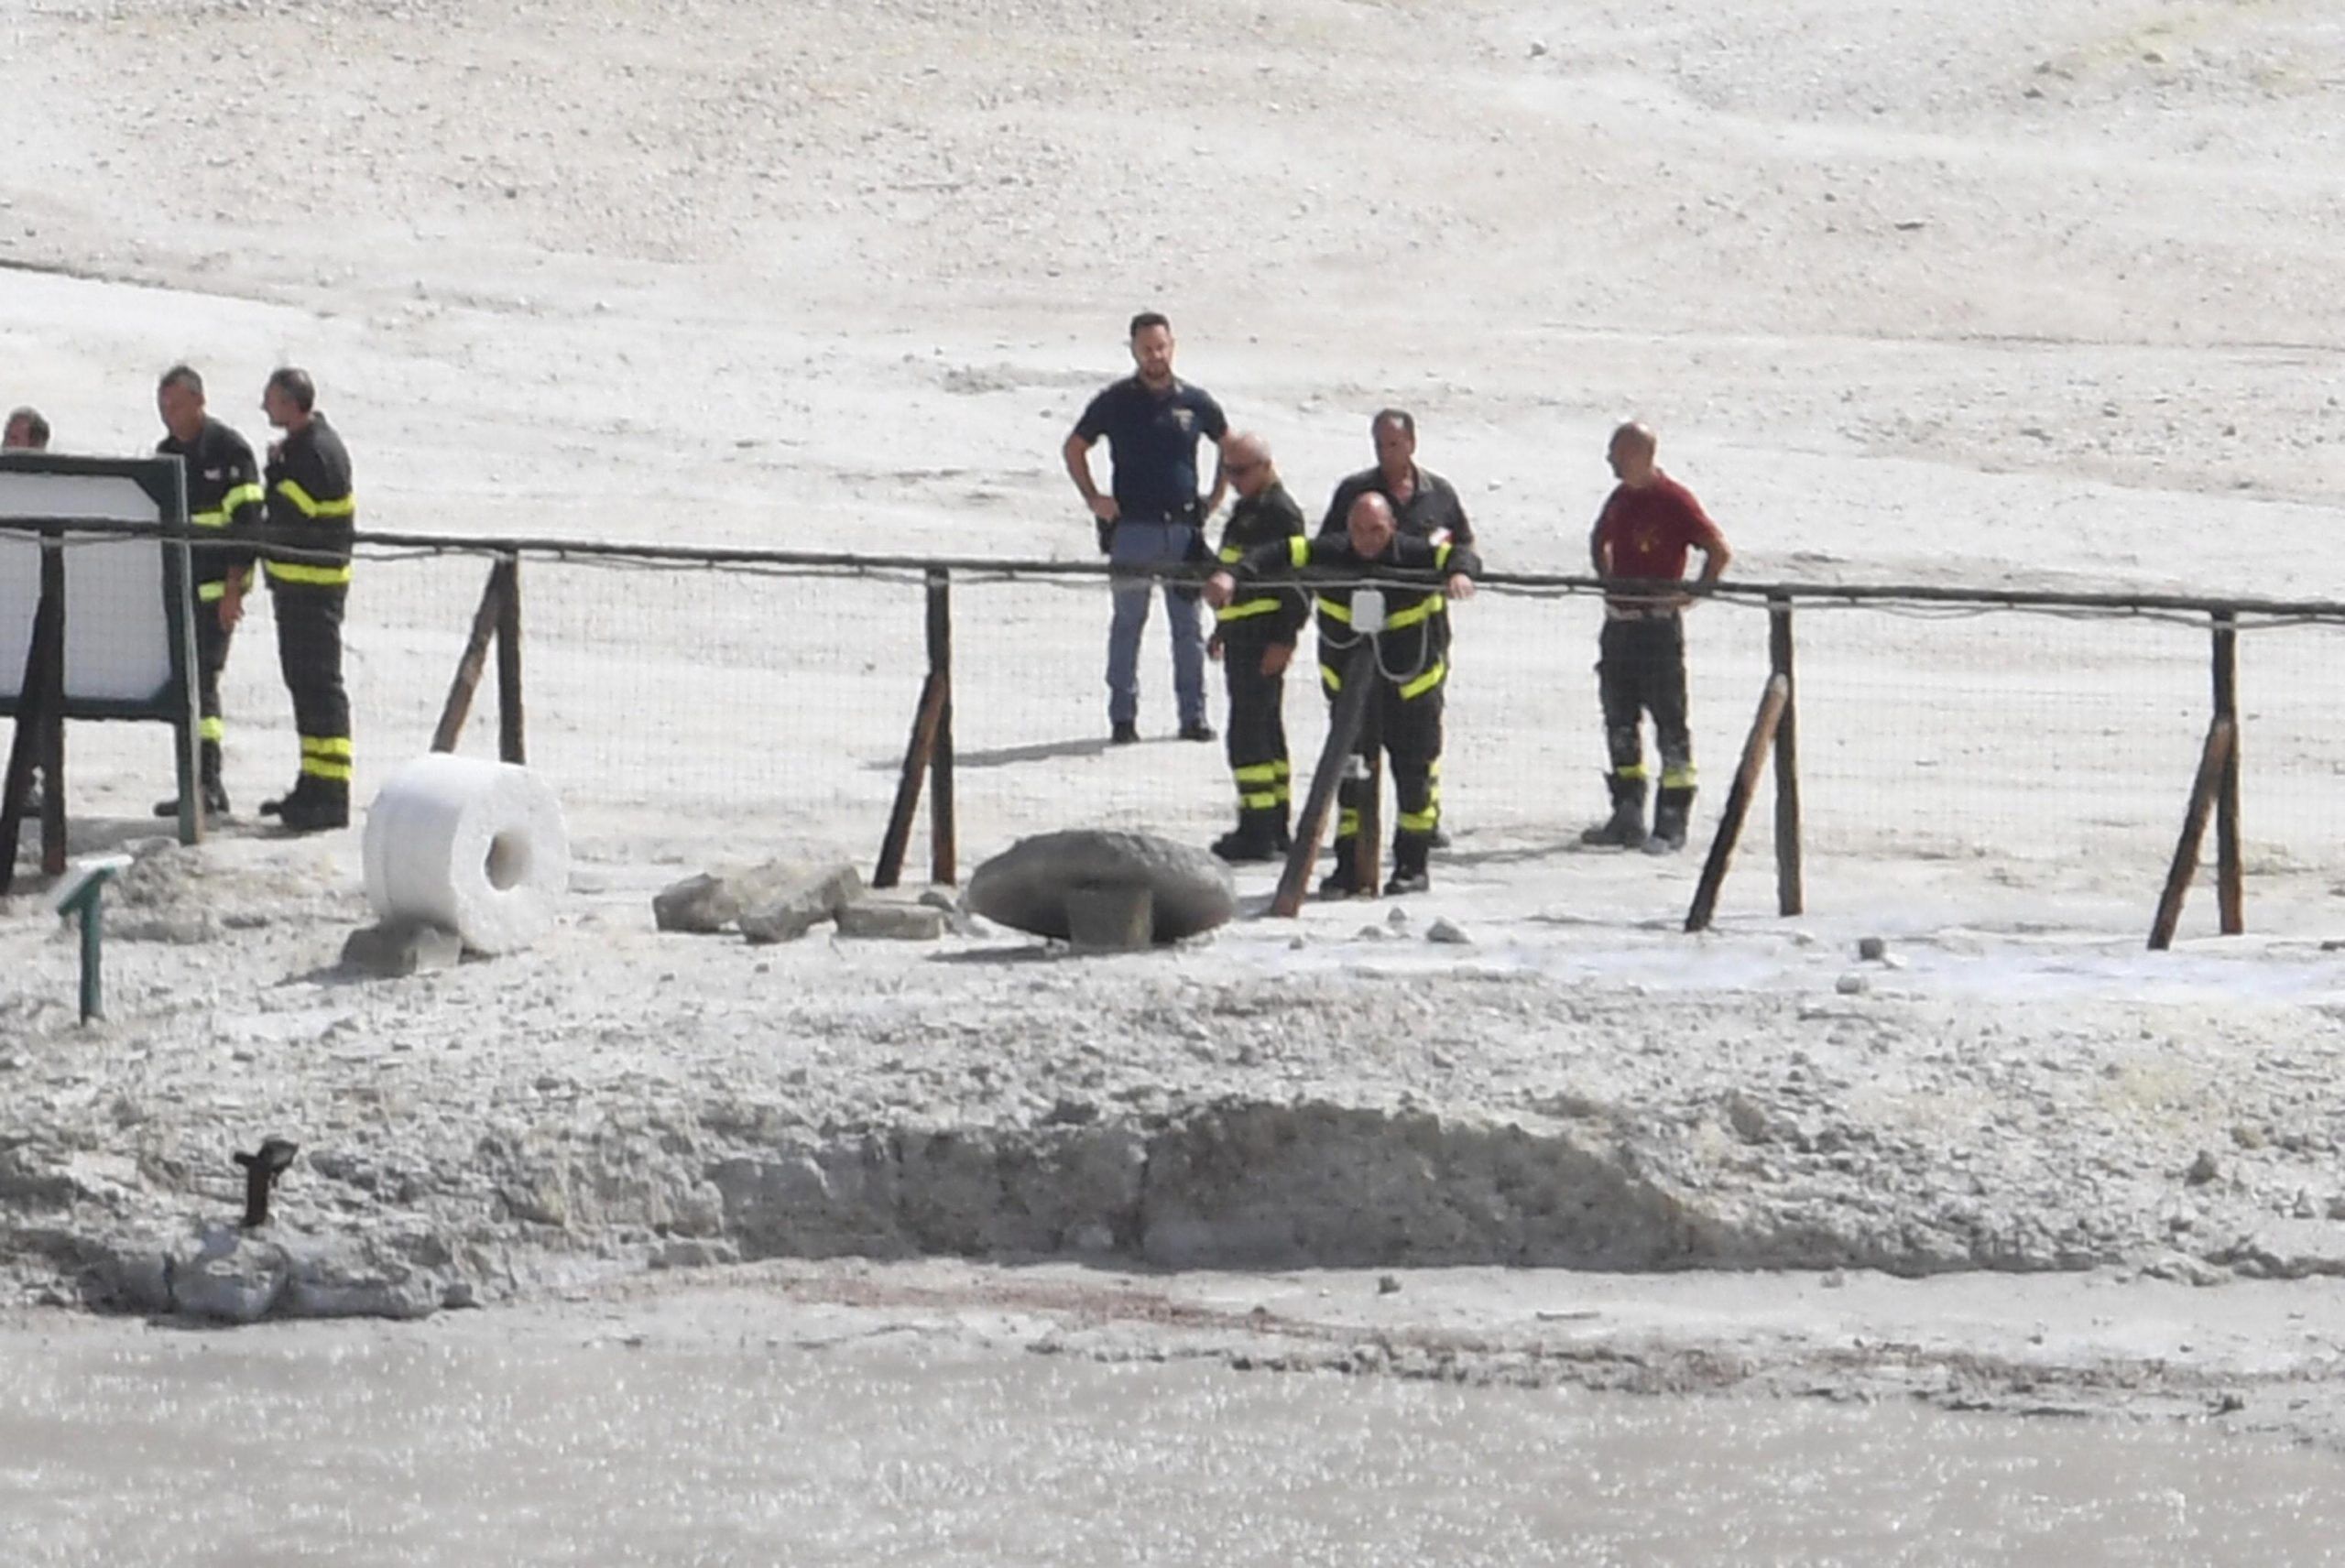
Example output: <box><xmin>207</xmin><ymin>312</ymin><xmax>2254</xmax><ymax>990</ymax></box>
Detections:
<box><xmin>1128</xmin><ymin>311</ymin><xmax>1171</xmax><ymax>339</ymax></box>
<box><xmin>267</xmin><ymin>367</ymin><xmax>317</xmax><ymax>413</ymax></box>
<box><xmin>4</xmin><ymin>406</ymin><xmax>49</xmax><ymax>449</ymax></box>
<box><xmin>158</xmin><ymin>364</ymin><xmax>204</xmax><ymax>398</ymax></box>
<box><xmin>1371</xmin><ymin>408</ymin><xmax>1415</xmax><ymax>439</ymax></box>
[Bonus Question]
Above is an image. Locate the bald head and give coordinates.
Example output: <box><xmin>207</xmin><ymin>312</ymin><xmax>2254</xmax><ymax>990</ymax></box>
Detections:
<box><xmin>1222</xmin><ymin>430</ymin><xmax>1274</xmax><ymax>498</ymax></box>
<box><xmin>1346</xmin><ymin>492</ymin><xmax>1397</xmax><ymax>558</ymax></box>
<box><xmin>1608</xmin><ymin>421</ymin><xmax>1658</xmax><ymax>486</ymax></box>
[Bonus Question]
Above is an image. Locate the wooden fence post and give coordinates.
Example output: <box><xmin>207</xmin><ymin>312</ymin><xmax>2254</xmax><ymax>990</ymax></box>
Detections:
<box><xmin>495</xmin><ymin>554</ymin><xmax>525</xmax><ymax>765</ymax></box>
<box><xmin>1768</xmin><ymin>593</ymin><xmax>1804</xmax><ymax>917</ymax></box>
<box><xmin>875</xmin><ymin>570</ymin><xmax>954</xmax><ymax>890</ymax></box>
<box><xmin>2210</xmin><ymin>610</ymin><xmax>2242</xmax><ymax>935</ymax></box>
<box><xmin>927</xmin><ymin>568</ymin><xmax>956</xmax><ymax>886</ymax></box>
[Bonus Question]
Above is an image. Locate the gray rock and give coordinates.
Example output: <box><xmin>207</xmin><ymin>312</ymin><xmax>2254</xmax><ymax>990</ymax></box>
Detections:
<box><xmin>2186</xmin><ymin>1149</ymin><xmax>2221</xmax><ymax>1186</ymax></box>
<box><xmin>1835</xmin><ymin>972</ymin><xmax>1871</xmax><ymax>996</ymax></box>
<box><xmin>83</xmin><ymin>1237</ymin><xmax>174</xmax><ymax>1313</ymax></box>
<box><xmin>662</xmin><ymin>859</ymin><xmax>866</xmax><ymax>937</ymax></box>
<box><xmin>966</xmin><ymin>831</ymin><xmax>1236</xmax><ymax>944</ymax></box>
<box><xmin>92</xmin><ymin>1224</ymin><xmax>451</xmax><ymax>1323</ymax></box>
<box><xmin>918</xmin><ymin>887</ymin><xmax>985</xmax><ymax>936</ymax></box>
<box><xmin>1426</xmin><ymin>918</ymin><xmax>1471</xmax><ymax>945</ymax></box>
<box><xmin>1857</xmin><ymin>935</ymin><xmax>1888</xmax><ymax>962</ymax></box>
<box><xmin>738</xmin><ymin>860</ymin><xmax>864</xmax><ymax>944</ymax></box>
<box><xmin>1724</xmin><ymin>1091</ymin><xmax>1779</xmax><ymax>1145</ymax></box>
<box><xmin>171</xmin><ymin>1225</ymin><xmax>289</xmax><ymax>1323</ymax></box>
<box><xmin>341</xmin><ymin>918</ymin><xmax>464</xmax><ymax>978</ymax></box>
<box><xmin>280</xmin><ymin>1234</ymin><xmax>442</xmax><ymax>1320</ymax></box>
<box><xmin>835</xmin><ymin>900</ymin><xmax>949</xmax><ymax>941</ymax></box>
<box><xmin>653</xmin><ymin>873</ymin><xmax>737</xmax><ymax>933</ymax></box>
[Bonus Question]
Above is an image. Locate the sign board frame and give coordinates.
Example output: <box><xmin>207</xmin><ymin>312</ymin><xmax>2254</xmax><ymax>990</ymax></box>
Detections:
<box><xmin>0</xmin><ymin>452</ymin><xmax>203</xmax><ymax>879</ymax></box>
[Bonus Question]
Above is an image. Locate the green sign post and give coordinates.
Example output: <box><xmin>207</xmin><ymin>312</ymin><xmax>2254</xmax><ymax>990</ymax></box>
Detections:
<box><xmin>53</xmin><ymin>855</ymin><xmax>130</xmax><ymax>1024</ymax></box>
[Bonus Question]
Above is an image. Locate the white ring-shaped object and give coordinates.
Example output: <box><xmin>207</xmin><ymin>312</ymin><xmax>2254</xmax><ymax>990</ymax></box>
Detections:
<box><xmin>362</xmin><ymin>755</ymin><xmax>570</xmax><ymax>954</ymax></box>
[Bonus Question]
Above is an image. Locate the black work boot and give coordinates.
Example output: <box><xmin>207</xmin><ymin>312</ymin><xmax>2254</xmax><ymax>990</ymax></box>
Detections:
<box><xmin>1645</xmin><ymin>785</ymin><xmax>1696</xmax><ymax>855</ymax></box>
<box><xmin>279</xmin><ymin>779</ymin><xmax>350</xmax><ymax>833</ymax></box>
<box><xmin>1211</xmin><ymin>810</ymin><xmax>1282</xmax><ymax>865</ymax></box>
<box><xmin>1580</xmin><ymin>774</ymin><xmax>1649</xmax><ymax>849</ymax></box>
<box><xmin>1383</xmin><ymin>835</ymin><xmax>1431</xmax><ymax>897</ymax></box>
<box><xmin>259</xmin><ymin>776</ymin><xmax>312</xmax><ymax>819</ymax></box>
<box><xmin>155</xmin><ymin>742</ymin><xmax>233</xmax><ymax>818</ymax></box>
<box><xmin>1317</xmin><ymin>837</ymin><xmax>1365</xmax><ymax>899</ymax></box>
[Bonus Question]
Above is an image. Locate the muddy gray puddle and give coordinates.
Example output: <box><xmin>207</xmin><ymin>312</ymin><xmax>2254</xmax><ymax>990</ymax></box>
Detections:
<box><xmin>3</xmin><ymin>1309</ymin><xmax>2339</xmax><ymax>1565</ymax></box>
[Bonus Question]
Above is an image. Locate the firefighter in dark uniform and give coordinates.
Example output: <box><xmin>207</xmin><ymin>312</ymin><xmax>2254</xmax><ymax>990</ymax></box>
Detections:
<box><xmin>1582</xmin><ymin>421</ymin><xmax>1732</xmax><ymax>854</ymax></box>
<box><xmin>152</xmin><ymin>365</ymin><xmax>263</xmax><ymax>819</ymax></box>
<box><xmin>258</xmin><ymin>367</ymin><xmax>355</xmax><ymax>833</ymax></box>
<box><xmin>1205</xmin><ymin>431</ymin><xmax>1308</xmax><ymax>863</ymax></box>
<box><xmin>1208</xmin><ymin>492</ymin><xmax>1480</xmax><ymax>897</ymax></box>
<box><xmin>1319</xmin><ymin>408</ymin><xmax>1473</xmax><ymax>846</ymax></box>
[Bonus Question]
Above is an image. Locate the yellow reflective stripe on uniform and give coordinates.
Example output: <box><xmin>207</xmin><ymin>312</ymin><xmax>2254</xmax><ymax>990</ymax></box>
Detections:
<box><xmin>1233</xmin><ymin>763</ymin><xmax>1282</xmax><ymax>784</ymax></box>
<box><xmin>1434</xmin><ymin>541</ymin><xmax>1453</xmax><ymax>569</ymax></box>
<box><xmin>1320</xmin><ymin>663</ymin><xmax>1342</xmax><ymax>692</ymax></box>
<box><xmin>1399</xmin><ymin>658</ymin><xmax>1447</xmax><ymax>701</ymax></box>
<box><xmin>1215</xmin><ymin>598</ymin><xmax>1282</xmax><ymax>623</ymax></box>
<box><xmin>1238</xmin><ymin>789</ymin><xmax>1281</xmax><ymax>810</ymax></box>
<box><xmin>266</xmin><ymin>560</ymin><xmax>354</xmax><ymax>585</ymax></box>
<box><xmin>1661</xmin><ymin>766</ymin><xmax>1698</xmax><ymax>789</ymax></box>
<box><xmin>1336</xmin><ymin>809</ymin><xmax>1360</xmax><ymax>838</ymax></box>
<box><xmin>1272</xmin><ymin>781</ymin><xmax>1292</xmax><ymax>803</ymax></box>
<box><xmin>1287</xmin><ymin>537</ymin><xmax>1311</xmax><ymax>569</ymax></box>
<box><xmin>1272</xmin><ymin>759</ymin><xmax>1291</xmax><ymax>778</ymax></box>
<box><xmin>300</xmin><ymin>758</ymin><xmax>354</xmax><ymax>781</ymax></box>
<box><xmin>221</xmin><ymin>482</ymin><xmax>267</xmax><ymax>514</ymax></box>
<box><xmin>1217</xmin><ymin>546</ymin><xmax>1243</xmax><ymax>564</ymax></box>
<box><xmin>1314</xmin><ymin>595</ymin><xmax>1352</xmax><ymax>625</ymax></box>
<box><xmin>198</xmin><ymin>717</ymin><xmax>224</xmax><ymax>743</ymax></box>
<box><xmin>1612</xmin><ymin>763</ymin><xmax>1649</xmax><ymax>781</ymax></box>
<box><xmin>190</xmin><ymin>509</ymin><xmax>229</xmax><ymax>529</ymax></box>
<box><xmin>197</xmin><ymin>581</ymin><xmax>227</xmax><ymax>602</ymax></box>
<box><xmin>300</xmin><ymin>735</ymin><xmax>354</xmax><ymax>759</ymax></box>
<box><xmin>275</xmin><ymin>479</ymin><xmax>355</xmax><ymax>518</ymax></box>
<box><xmin>1398</xmin><ymin>808</ymin><xmax>1439</xmax><ymax>833</ymax></box>
<box><xmin>1383</xmin><ymin>596</ymin><xmax>1446</xmax><ymax>631</ymax></box>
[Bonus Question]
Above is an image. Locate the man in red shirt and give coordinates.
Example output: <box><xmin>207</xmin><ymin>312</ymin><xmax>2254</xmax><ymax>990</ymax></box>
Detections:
<box><xmin>1582</xmin><ymin>422</ymin><xmax>1732</xmax><ymax>853</ymax></box>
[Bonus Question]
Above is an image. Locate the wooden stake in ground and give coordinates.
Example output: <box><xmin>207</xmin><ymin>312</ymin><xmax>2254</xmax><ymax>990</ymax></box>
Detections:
<box><xmin>2149</xmin><ymin>716</ymin><xmax>2236</xmax><ymax>952</ymax></box>
<box><xmin>1272</xmin><ymin>641</ymin><xmax>1380</xmax><ymax>918</ymax></box>
<box><xmin>1685</xmin><ymin>673</ymin><xmax>1791</xmax><ymax>934</ymax></box>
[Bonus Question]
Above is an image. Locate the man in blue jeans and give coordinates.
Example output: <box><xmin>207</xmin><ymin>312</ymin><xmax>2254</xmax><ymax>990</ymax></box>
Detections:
<box><xmin>1063</xmin><ymin>311</ymin><xmax>1229</xmax><ymax>745</ymax></box>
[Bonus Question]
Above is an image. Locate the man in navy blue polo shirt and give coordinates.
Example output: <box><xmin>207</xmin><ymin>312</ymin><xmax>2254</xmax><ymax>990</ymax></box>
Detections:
<box><xmin>1063</xmin><ymin>311</ymin><xmax>1229</xmax><ymax>745</ymax></box>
